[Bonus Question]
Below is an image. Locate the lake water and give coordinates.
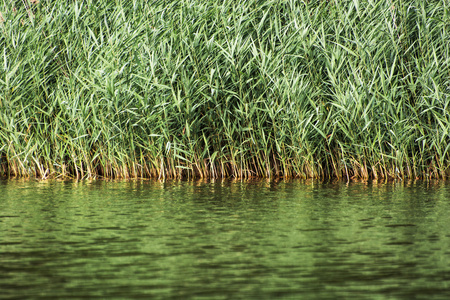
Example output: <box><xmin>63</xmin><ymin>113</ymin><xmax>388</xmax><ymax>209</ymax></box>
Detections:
<box><xmin>1</xmin><ymin>179</ymin><xmax>450</xmax><ymax>299</ymax></box>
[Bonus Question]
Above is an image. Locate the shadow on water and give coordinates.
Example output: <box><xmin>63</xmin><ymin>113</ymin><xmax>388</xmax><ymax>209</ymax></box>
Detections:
<box><xmin>1</xmin><ymin>178</ymin><xmax>450</xmax><ymax>299</ymax></box>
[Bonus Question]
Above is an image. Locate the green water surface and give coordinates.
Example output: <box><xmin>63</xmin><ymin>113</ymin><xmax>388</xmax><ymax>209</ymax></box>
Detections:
<box><xmin>1</xmin><ymin>179</ymin><xmax>450</xmax><ymax>299</ymax></box>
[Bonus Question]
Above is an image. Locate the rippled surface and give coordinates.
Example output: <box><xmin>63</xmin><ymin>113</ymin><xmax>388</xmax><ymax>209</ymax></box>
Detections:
<box><xmin>1</xmin><ymin>179</ymin><xmax>450</xmax><ymax>299</ymax></box>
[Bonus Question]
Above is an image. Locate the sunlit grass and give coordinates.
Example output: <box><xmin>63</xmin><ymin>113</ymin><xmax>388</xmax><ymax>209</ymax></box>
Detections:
<box><xmin>1</xmin><ymin>0</ymin><xmax>449</xmax><ymax>180</ymax></box>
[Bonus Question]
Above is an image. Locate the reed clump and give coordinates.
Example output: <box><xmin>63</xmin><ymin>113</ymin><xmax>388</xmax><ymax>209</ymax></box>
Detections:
<box><xmin>1</xmin><ymin>0</ymin><xmax>449</xmax><ymax>180</ymax></box>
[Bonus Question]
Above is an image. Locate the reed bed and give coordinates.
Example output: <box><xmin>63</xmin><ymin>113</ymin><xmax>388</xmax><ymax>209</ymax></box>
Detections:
<box><xmin>1</xmin><ymin>0</ymin><xmax>449</xmax><ymax>179</ymax></box>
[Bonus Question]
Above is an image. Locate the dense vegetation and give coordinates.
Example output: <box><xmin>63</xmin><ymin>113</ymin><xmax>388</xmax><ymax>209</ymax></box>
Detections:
<box><xmin>1</xmin><ymin>0</ymin><xmax>449</xmax><ymax>179</ymax></box>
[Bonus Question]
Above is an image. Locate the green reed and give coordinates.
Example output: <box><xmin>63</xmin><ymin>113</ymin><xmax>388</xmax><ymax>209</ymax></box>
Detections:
<box><xmin>0</xmin><ymin>0</ymin><xmax>449</xmax><ymax>179</ymax></box>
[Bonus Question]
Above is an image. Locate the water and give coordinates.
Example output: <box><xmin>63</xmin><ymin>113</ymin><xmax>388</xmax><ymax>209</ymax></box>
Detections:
<box><xmin>1</xmin><ymin>179</ymin><xmax>450</xmax><ymax>299</ymax></box>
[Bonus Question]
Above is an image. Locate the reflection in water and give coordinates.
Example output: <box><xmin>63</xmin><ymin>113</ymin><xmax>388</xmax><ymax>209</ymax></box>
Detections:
<box><xmin>1</xmin><ymin>179</ymin><xmax>450</xmax><ymax>299</ymax></box>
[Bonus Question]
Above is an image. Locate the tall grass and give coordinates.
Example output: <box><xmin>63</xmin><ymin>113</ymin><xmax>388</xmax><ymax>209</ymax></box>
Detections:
<box><xmin>1</xmin><ymin>0</ymin><xmax>449</xmax><ymax>179</ymax></box>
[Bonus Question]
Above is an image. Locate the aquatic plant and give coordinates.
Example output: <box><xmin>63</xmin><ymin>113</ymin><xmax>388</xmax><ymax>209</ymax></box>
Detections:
<box><xmin>1</xmin><ymin>0</ymin><xmax>449</xmax><ymax>179</ymax></box>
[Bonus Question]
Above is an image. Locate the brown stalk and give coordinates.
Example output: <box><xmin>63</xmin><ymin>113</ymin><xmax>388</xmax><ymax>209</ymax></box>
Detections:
<box><xmin>21</xmin><ymin>0</ymin><xmax>34</xmax><ymax>21</ymax></box>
